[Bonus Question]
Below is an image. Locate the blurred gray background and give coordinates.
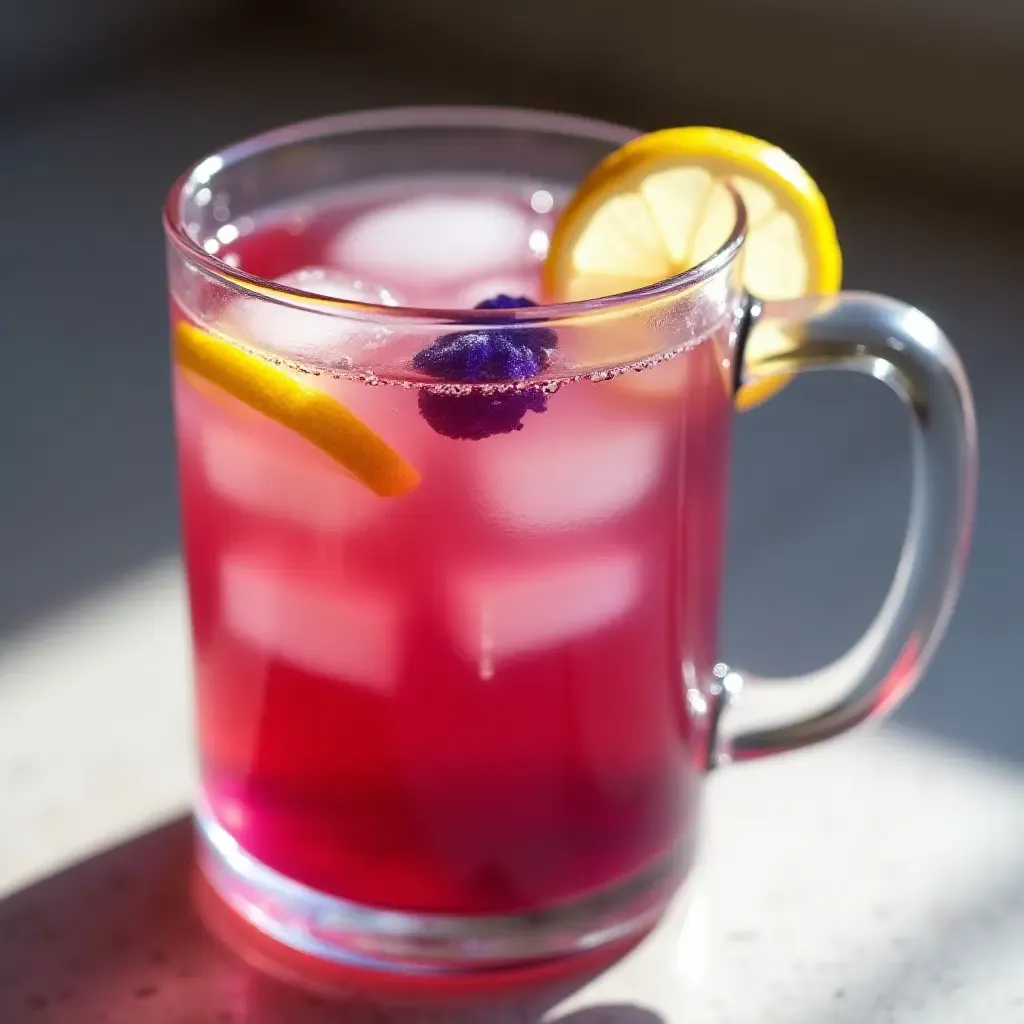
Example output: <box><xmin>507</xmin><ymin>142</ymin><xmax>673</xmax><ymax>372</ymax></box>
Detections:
<box><xmin>0</xmin><ymin>0</ymin><xmax>1020</xmax><ymax>760</ymax></box>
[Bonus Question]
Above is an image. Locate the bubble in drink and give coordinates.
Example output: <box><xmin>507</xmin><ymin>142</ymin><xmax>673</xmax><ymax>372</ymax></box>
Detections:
<box><xmin>221</xmin><ymin>545</ymin><xmax>401</xmax><ymax>692</ymax></box>
<box><xmin>330</xmin><ymin>196</ymin><xmax>534</xmax><ymax>288</ymax></box>
<box><xmin>226</xmin><ymin>266</ymin><xmax>400</xmax><ymax>365</ymax></box>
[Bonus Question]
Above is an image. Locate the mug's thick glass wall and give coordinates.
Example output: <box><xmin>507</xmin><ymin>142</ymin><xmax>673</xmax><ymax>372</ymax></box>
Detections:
<box><xmin>165</xmin><ymin>109</ymin><xmax>748</xmax><ymax>971</ymax></box>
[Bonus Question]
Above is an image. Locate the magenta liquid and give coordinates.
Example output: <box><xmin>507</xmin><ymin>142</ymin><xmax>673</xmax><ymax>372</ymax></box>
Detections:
<box><xmin>172</xmin><ymin>179</ymin><xmax>734</xmax><ymax>916</ymax></box>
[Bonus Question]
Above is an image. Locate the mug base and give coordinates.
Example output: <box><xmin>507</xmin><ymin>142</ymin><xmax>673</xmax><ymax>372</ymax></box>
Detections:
<box><xmin>193</xmin><ymin>804</ymin><xmax>685</xmax><ymax>988</ymax></box>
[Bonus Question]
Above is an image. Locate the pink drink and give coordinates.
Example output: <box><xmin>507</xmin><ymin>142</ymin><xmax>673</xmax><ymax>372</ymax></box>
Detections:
<box><xmin>172</xmin><ymin>179</ymin><xmax>734</xmax><ymax>917</ymax></box>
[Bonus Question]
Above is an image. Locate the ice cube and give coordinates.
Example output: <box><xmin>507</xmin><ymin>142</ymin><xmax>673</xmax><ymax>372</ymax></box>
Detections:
<box><xmin>331</xmin><ymin>196</ymin><xmax>534</xmax><ymax>287</ymax></box>
<box><xmin>221</xmin><ymin>547</ymin><xmax>400</xmax><ymax>691</ymax></box>
<box><xmin>478</xmin><ymin>418</ymin><xmax>664</xmax><ymax>530</ymax></box>
<box><xmin>225</xmin><ymin>266</ymin><xmax>400</xmax><ymax>365</ymax></box>
<box><xmin>450</xmin><ymin>550</ymin><xmax>642</xmax><ymax>669</ymax></box>
<box><xmin>200</xmin><ymin>418</ymin><xmax>383</xmax><ymax>532</ymax></box>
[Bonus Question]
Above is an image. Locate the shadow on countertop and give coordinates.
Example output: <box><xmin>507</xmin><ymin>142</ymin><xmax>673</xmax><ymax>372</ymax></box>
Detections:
<box><xmin>0</xmin><ymin>818</ymin><xmax>665</xmax><ymax>1024</ymax></box>
<box><xmin>3</xmin><ymin>815</ymin><xmax>1023</xmax><ymax>1022</ymax></box>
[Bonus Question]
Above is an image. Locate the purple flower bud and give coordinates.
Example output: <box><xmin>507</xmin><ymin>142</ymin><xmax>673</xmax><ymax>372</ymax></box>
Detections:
<box><xmin>413</xmin><ymin>294</ymin><xmax>556</xmax><ymax>439</ymax></box>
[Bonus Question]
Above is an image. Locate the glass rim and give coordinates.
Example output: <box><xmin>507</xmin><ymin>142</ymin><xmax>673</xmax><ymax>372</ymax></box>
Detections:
<box><xmin>162</xmin><ymin>105</ymin><xmax>748</xmax><ymax>326</ymax></box>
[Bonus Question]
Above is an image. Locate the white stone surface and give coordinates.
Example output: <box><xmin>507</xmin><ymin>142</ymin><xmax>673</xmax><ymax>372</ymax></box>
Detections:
<box><xmin>0</xmin><ymin>558</ymin><xmax>194</xmax><ymax>897</ymax></box>
<box><xmin>0</xmin><ymin>559</ymin><xmax>1022</xmax><ymax>1021</ymax></box>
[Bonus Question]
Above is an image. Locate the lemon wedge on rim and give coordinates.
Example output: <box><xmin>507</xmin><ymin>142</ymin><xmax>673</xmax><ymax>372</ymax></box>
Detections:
<box><xmin>174</xmin><ymin>321</ymin><xmax>420</xmax><ymax>497</ymax></box>
<box><xmin>544</xmin><ymin>127</ymin><xmax>842</xmax><ymax>408</ymax></box>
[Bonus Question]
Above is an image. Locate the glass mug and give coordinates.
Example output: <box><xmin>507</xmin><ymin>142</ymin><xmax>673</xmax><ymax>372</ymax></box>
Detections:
<box><xmin>164</xmin><ymin>108</ymin><xmax>976</xmax><ymax>975</ymax></box>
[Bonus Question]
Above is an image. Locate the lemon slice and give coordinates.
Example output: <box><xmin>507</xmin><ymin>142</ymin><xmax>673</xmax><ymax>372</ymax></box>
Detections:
<box><xmin>174</xmin><ymin>322</ymin><xmax>420</xmax><ymax>497</ymax></box>
<box><xmin>544</xmin><ymin>127</ymin><xmax>842</xmax><ymax>408</ymax></box>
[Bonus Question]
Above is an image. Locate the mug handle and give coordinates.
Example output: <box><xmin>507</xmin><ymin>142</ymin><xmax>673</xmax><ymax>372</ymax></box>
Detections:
<box><xmin>710</xmin><ymin>293</ymin><xmax>977</xmax><ymax>766</ymax></box>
